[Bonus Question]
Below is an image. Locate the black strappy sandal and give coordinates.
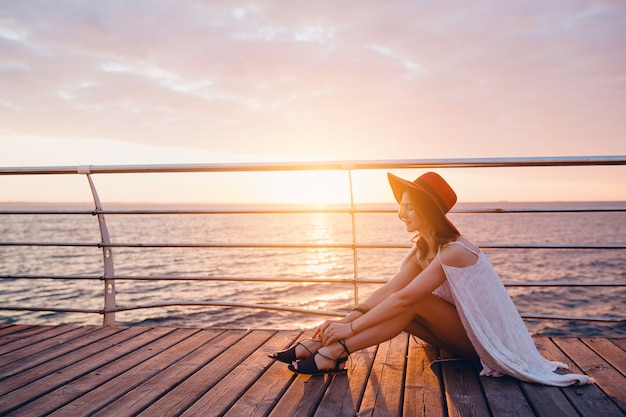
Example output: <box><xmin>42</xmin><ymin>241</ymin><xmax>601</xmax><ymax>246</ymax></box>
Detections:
<box><xmin>268</xmin><ymin>338</ymin><xmax>321</xmax><ymax>364</ymax></box>
<box><xmin>288</xmin><ymin>340</ymin><xmax>350</xmax><ymax>375</ymax></box>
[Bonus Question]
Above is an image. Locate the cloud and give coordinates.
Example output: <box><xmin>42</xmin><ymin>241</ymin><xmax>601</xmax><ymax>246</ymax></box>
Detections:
<box><xmin>0</xmin><ymin>0</ymin><xmax>625</xmax><ymax>163</ymax></box>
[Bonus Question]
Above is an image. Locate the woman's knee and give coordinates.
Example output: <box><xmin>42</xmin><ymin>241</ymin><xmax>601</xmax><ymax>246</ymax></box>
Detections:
<box><xmin>411</xmin><ymin>294</ymin><xmax>456</xmax><ymax>321</ymax></box>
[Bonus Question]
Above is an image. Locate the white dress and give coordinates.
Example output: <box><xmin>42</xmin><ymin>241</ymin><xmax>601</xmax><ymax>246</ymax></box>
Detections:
<box><xmin>412</xmin><ymin>242</ymin><xmax>594</xmax><ymax>386</ymax></box>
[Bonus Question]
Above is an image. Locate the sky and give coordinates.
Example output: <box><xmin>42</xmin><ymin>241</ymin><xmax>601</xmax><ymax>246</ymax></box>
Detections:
<box><xmin>1</xmin><ymin>0</ymin><xmax>625</xmax><ymax>204</ymax></box>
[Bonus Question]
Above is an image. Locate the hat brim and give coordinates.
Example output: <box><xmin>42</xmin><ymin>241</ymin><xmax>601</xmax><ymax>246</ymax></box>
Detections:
<box><xmin>388</xmin><ymin>173</ymin><xmax>419</xmax><ymax>204</ymax></box>
<box><xmin>387</xmin><ymin>172</ymin><xmax>459</xmax><ymax>234</ymax></box>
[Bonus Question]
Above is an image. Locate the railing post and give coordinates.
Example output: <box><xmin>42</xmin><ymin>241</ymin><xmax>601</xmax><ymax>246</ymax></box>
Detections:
<box><xmin>79</xmin><ymin>166</ymin><xmax>116</xmax><ymax>326</ymax></box>
<box><xmin>343</xmin><ymin>162</ymin><xmax>359</xmax><ymax>306</ymax></box>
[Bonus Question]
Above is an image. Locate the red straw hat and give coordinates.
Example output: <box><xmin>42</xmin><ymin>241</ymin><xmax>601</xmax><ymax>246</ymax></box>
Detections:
<box><xmin>388</xmin><ymin>172</ymin><xmax>458</xmax><ymax>231</ymax></box>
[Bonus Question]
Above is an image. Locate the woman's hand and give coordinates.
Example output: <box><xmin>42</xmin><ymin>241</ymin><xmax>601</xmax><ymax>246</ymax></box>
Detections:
<box><xmin>314</xmin><ymin>319</ymin><xmax>336</xmax><ymax>339</ymax></box>
<box><xmin>317</xmin><ymin>322</ymin><xmax>355</xmax><ymax>346</ymax></box>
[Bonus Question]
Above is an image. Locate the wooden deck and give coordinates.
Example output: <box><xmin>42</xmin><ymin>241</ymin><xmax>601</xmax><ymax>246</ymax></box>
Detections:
<box><xmin>0</xmin><ymin>324</ymin><xmax>623</xmax><ymax>417</ymax></box>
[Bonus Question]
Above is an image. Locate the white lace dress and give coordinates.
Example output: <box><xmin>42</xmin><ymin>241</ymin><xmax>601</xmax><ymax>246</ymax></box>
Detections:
<box><xmin>421</xmin><ymin>242</ymin><xmax>594</xmax><ymax>386</ymax></box>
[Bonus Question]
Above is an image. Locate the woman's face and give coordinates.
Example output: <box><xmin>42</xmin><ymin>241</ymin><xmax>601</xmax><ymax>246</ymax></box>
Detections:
<box><xmin>398</xmin><ymin>191</ymin><xmax>423</xmax><ymax>233</ymax></box>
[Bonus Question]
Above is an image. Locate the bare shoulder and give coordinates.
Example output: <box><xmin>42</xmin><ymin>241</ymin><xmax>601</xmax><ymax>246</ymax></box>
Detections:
<box><xmin>438</xmin><ymin>237</ymin><xmax>480</xmax><ymax>268</ymax></box>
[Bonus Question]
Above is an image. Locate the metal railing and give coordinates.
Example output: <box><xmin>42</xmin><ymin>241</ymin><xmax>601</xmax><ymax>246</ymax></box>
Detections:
<box><xmin>1</xmin><ymin>156</ymin><xmax>625</xmax><ymax>327</ymax></box>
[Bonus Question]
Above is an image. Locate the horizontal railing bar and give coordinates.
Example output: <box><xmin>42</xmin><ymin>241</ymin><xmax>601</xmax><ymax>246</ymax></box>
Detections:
<box><xmin>1</xmin><ymin>206</ymin><xmax>625</xmax><ymax>216</ymax></box>
<box><xmin>0</xmin><ymin>208</ymin><xmax>359</xmax><ymax>215</ymax></box>
<box><xmin>2</xmin><ymin>241</ymin><xmax>625</xmax><ymax>250</ymax></box>
<box><xmin>0</xmin><ymin>274</ymin><xmax>378</xmax><ymax>283</ymax></box>
<box><xmin>452</xmin><ymin>206</ymin><xmax>626</xmax><ymax>214</ymax></box>
<box><xmin>1</xmin><ymin>155</ymin><xmax>625</xmax><ymax>175</ymax></box>
<box><xmin>502</xmin><ymin>281</ymin><xmax>626</xmax><ymax>287</ymax></box>
<box><xmin>1</xmin><ymin>303</ymin><xmax>623</xmax><ymax>323</ymax></box>
<box><xmin>0</xmin><ymin>242</ymin><xmax>102</xmax><ymax>247</ymax></box>
<box><xmin>0</xmin><ymin>274</ymin><xmax>103</xmax><ymax>280</ymax></box>
<box><xmin>0</xmin><ymin>210</ymin><xmax>96</xmax><ymax>215</ymax></box>
<box><xmin>0</xmin><ymin>306</ymin><xmax>102</xmax><ymax>314</ymax></box>
<box><xmin>2</xmin><ymin>274</ymin><xmax>623</xmax><ymax>287</ymax></box>
<box><xmin>477</xmin><ymin>243</ymin><xmax>626</xmax><ymax>249</ymax></box>
<box><xmin>2</xmin><ymin>242</ymin><xmax>403</xmax><ymax>249</ymax></box>
<box><xmin>520</xmin><ymin>313</ymin><xmax>626</xmax><ymax>323</ymax></box>
<box><xmin>0</xmin><ymin>274</ymin><xmax>381</xmax><ymax>284</ymax></box>
<box><xmin>102</xmin><ymin>301</ymin><xmax>346</xmax><ymax>317</ymax></box>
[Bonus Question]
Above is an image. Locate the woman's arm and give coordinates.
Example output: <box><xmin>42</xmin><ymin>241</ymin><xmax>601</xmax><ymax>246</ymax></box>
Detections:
<box><xmin>351</xmin><ymin>242</ymin><xmax>475</xmax><ymax>334</ymax></box>
<box><xmin>322</xmin><ymin>259</ymin><xmax>446</xmax><ymax>344</ymax></box>
<box><xmin>315</xmin><ymin>254</ymin><xmax>422</xmax><ymax>334</ymax></box>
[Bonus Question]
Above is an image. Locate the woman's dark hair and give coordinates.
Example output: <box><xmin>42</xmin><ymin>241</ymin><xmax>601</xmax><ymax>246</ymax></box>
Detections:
<box><xmin>408</xmin><ymin>190</ymin><xmax>460</xmax><ymax>262</ymax></box>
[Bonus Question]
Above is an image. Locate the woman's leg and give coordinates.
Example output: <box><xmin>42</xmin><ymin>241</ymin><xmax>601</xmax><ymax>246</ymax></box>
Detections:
<box><xmin>311</xmin><ymin>294</ymin><xmax>478</xmax><ymax>370</ymax></box>
<box><xmin>406</xmin><ymin>295</ymin><xmax>479</xmax><ymax>362</ymax></box>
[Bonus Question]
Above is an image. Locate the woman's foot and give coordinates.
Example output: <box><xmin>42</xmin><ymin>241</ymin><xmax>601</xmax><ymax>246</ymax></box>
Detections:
<box><xmin>268</xmin><ymin>338</ymin><xmax>321</xmax><ymax>364</ymax></box>
<box><xmin>288</xmin><ymin>340</ymin><xmax>350</xmax><ymax>375</ymax></box>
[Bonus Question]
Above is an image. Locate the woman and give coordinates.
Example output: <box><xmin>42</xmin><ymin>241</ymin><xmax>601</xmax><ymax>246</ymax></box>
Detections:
<box><xmin>270</xmin><ymin>172</ymin><xmax>593</xmax><ymax>386</ymax></box>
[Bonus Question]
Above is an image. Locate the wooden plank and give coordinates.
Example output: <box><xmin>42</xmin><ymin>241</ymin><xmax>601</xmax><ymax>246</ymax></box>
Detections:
<box><xmin>480</xmin><ymin>375</ymin><xmax>534</xmax><ymax>417</ymax></box>
<box><xmin>0</xmin><ymin>325</ymin><xmax>78</xmax><ymax>354</ymax></box>
<box><xmin>439</xmin><ymin>350</ymin><xmax>491</xmax><ymax>417</ymax></box>
<box><xmin>27</xmin><ymin>328</ymin><xmax>200</xmax><ymax>417</ymax></box>
<box><xmin>180</xmin><ymin>330</ymin><xmax>280</xmax><ymax>416</ymax></box>
<box><xmin>0</xmin><ymin>326</ymin><xmax>119</xmax><ymax>380</ymax></box>
<box><xmin>520</xmin><ymin>337</ymin><xmax>586</xmax><ymax>417</ymax></box>
<box><xmin>268</xmin><ymin>371</ymin><xmax>332</xmax><ymax>417</ymax></box>
<box><xmin>552</xmin><ymin>337</ymin><xmax>626</xmax><ymax>414</ymax></box>
<box><xmin>222</xmin><ymin>332</ymin><xmax>302</xmax><ymax>417</ymax></box>
<box><xmin>314</xmin><ymin>344</ymin><xmax>378</xmax><ymax>417</ymax></box>
<box><xmin>90</xmin><ymin>329</ymin><xmax>226</xmax><ymax>417</ymax></box>
<box><xmin>533</xmin><ymin>337</ymin><xmax>623</xmax><ymax>417</ymax></box>
<box><xmin>2</xmin><ymin>326</ymin><xmax>95</xmax><ymax>363</ymax></box>
<box><xmin>0</xmin><ymin>326</ymin><xmax>146</xmax><ymax>396</ymax></box>
<box><xmin>51</xmin><ymin>329</ymin><xmax>208</xmax><ymax>416</ymax></box>
<box><xmin>402</xmin><ymin>337</ymin><xmax>445</xmax><ymax>417</ymax></box>
<box><xmin>0</xmin><ymin>327</ymin><xmax>165</xmax><ymax>414</ymax></box>
<box><xmin>0</xmin><ymin>325</ymin><xmax>36</xmax><ymax>339</ymax></box>
<box><xmin>609</xmin><ymin>338</ymin><xmax>626</xmax><ymax>351</ymax></box>
<box><xmin>137</xmin><ymin>329</ymin><xmax>251</xmax><ymax>417</ymax></box>
<box><xmin>519</xmin><ymin>382</ymin><xmax>578</xmax><ymax>417</ymax></box>
<box><xmin>0</xmin><ymin>325</ymin><xmax>12</xmax><ymax>335</ymax></box>
<box><xmin>48</xmin><ymin>328</ymin><xmax>210</xmax><ymax>416</ymax></box>
<box><xmin>582</xmin><ymin>337</ymin><xmax>626</xmax><ymax>376</ymax></box>
<box><xmin>0</xmin><ymin>325</ymin><xmax>50</xmax><ymax>346</ymax></box>
<box><xmin>359</xmin><ymin>333</ymin><xmax>409</xmax><ymax>417</ymax></box>
<box><xmin>264</xmin><ymin>330</ymin><xmax>338</xmax><ymax>417</ymax></box>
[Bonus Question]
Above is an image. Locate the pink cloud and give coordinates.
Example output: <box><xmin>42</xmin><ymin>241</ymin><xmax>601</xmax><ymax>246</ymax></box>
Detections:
<box><xmin>0</xmin><ymin>0</ymin><xmax>624</xmax><ymax>161</ymax></box>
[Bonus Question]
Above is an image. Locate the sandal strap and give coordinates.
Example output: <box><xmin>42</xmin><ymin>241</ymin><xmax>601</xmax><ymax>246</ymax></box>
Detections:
<box><xmin>315</xmin><ymin>351</ymin><xmax>346</xmax><ymax>372</ymax></box>
<box><xmin>316</xmin><ymin>340</ymin><xmax>349</xmax><ymax>363</ymax></box>
<box><xmin>297</xmin><ymin>339</ymin><xmax>317</xmax><ymax>356</ymax></box>
<box><xmin>314</xmin><ymin>349</ymin><xmax>335</xmax><ymax>363</ymax></box>
<box><xmin>317</xmin><ymin>341</ymin><xmax>350</xmax><ymax>371</ymax></box>
<box><xmin>270</xmin><ymin>338</ymin><xmax>321</xmax><ymax>363</ymax></box>
<box><xmin>337</xmin><ymin>339</ymin><xmax>350</xmax><ymax>356</ymax></box>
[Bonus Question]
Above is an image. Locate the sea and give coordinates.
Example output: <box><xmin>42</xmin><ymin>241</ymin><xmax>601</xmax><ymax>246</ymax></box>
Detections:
<box><xmin>1</xmin><ymin>201</ymin><xmax>625</xmax><ymax>337</ymax></box>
